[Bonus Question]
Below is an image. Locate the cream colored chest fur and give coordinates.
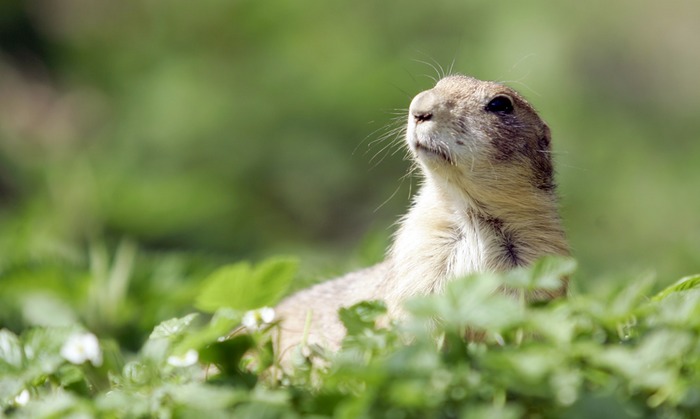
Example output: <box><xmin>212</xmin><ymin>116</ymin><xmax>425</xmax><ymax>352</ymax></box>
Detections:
<box><xmin>378</xmin><ymin>184</ymin><xmax>509</xmax><ymax>314</ymax></box>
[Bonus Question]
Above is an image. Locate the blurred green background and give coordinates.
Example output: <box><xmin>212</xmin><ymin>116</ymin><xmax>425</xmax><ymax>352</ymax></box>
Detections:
<box><xmin>1</xmin><ymin>0</ymin><xmax>698</xmax><ymax>294</ymax></box>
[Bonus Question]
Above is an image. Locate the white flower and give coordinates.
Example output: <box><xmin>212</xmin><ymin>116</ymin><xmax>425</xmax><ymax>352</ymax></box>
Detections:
<box><xmin>14</xmin><ymin>389</ymin><xmax>30</xmax><ymax>406</ymax></box>
<box><xmin>167</xmin><ymin>349</ymin><xmax>199</xmax><ymax>367</ymax></box>
<box><xmin>241</xmin><ymin>307</ymin><xmax>276</xmax><ymax>331</ymax></box>
<box><xmin>60</xmin><ymin>332</ymin><xmax>103</xmax><ymax>367</ymax></box>
<box><xmin>260</xmin><ymin>307</ymin><xmax>275</xmax><ymax>323</ymax></box>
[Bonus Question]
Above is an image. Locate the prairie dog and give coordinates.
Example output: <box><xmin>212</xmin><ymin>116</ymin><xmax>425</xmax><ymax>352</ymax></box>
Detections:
<box><xmin>275</xmin><ymin>74</ymin><xmax>569</xmax><ymax>359</ymax></box>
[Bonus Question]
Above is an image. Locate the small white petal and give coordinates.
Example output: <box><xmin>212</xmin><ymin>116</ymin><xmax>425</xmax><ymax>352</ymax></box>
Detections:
<box><xmin>60</xmin><ymin>332</ymin><xmax>102</xmax><ymax>366</ymax></box>
<box><xmin>241</xmin><ymin>307</ymin><xmax>276</xmax><ymax>331</ymax></box>
<box><xmin>167</xmin><ymin>349</ymin><xmax>199</xmax><ymax>367</ymax></box>
<box><xmin>241</xmin><ymin>310</ymin><xmax>259</xmax><ymax>331</ymax></box>
<box><xmin>14</xmin><ymin>389</ymin><xmax>30</xmax><ymax>406</ymax></box>
<box><xmin>60</xmin><ymin>337</ymin><xmax>86</xmax><ymax>364</ymax></box>
<box><xmin>90</xmin><ymin>348</ymin><xmax>103</xmax><ymax>367</ymax></box>
<box><xmin>260</xmin><ymin>307</ymin><xmax>275</xmax><ymax>323</ymax></box>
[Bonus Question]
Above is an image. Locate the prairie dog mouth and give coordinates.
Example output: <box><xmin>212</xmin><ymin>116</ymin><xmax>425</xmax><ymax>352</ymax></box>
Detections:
<box><xmin>413</xmin><ymin>138</ymin><xmax>453</xmax><ymax>164</ymax></box>
<box><xmin>409</xmin><ymin>89</ymin><xmax>456</xmax><ymax>165</ymax></box>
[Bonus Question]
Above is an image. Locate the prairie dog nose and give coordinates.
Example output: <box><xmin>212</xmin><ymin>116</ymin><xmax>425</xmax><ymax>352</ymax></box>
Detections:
<box><xmin>410</xmin><ymin>90</ymin><xmax>444</xmax><ymax>123</ymax></box>
<box><xmin>410</xmin><ymin>90</ymin><xmax>436</xmax><ymax>123</ymax></box>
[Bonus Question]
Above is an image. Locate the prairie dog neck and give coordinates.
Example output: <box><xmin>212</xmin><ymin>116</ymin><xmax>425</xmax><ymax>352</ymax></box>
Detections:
<box><xmin>377</xmin><ymin>75</ymin><xmax>569</xmax><ymax>314</ymax></box>
<box><xmin>382</xmin><ymin>176</ymin><xmax>567</xmax><ymax>312</ymax></box>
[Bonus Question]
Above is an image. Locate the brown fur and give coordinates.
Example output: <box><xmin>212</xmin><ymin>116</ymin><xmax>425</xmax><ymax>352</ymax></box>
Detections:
<box><xmin>274</xmin><ymin>75</ymin><xmax>569</xmax><ymax>363</ymax></box>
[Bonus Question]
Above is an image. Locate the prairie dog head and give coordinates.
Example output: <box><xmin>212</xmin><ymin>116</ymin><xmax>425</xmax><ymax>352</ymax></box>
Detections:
<box><xmin>407</xmin><ymin>75</ymin><xmax>554</xmax><ymax>193</ymax></box>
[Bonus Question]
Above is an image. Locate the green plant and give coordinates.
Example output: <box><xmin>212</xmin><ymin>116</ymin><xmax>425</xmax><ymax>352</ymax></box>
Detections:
<box><xmin>2</xmin><ymin>254</ymin><xmax>700</xmax><ymax>417</ymax></box>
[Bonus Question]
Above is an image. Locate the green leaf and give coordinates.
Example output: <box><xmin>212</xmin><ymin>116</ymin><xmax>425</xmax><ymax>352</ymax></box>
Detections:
<box><xmin>651</xmin><ymin>291</ymin><xmax>700</xmax><ymax>327</ymax></box>
<box><xmin>652</xmin><ymin>274</ymin><xmax>700</xmax><ymax>302</ymax></box>
<box><xmin>96</xmin><ymin>389</ymin><xmax>150</xmax><ymax>417</ymax></box>
<box><xmin>22</xmin><ymin>327</ymin><xmax>77</xmax><ymax>376</ymax></box>
<box><xmin>606</xmin><ymin>275</ymin><xmax>656</xmax><ymax>320</ymax></box>
<box><xmin>172</xmin><ymin>308</ymin><xmax>241</xmax><ymax>355</ymax></box>
<box><xmin>386</xmin><ymin>378</ymin><xmax>439</xmax><ymax>408</ymax></box>
<box><xmin>57</xmin><ymin>364</ymin><xmax>88</xmax><ymax>391</ymax></box>
<box><xmin>0</xmin><ymin>377</ymin><xmax>25</xmax><ymax>405</ymax></box>
<box><xmin>461</xmin><ymin>404</ymin><xmax>523</xmax><ymax>419</ymax></box>
<box><xmin>529</xmin><ymin>308</ymin><xmax>576</xmax><ymax>344</ymax></box>
<box><xmin>19</xmin><ymin>389</ymin><xmax>85</xmax><ymax>418</ymax></box>
<box><xmin>168</xmin><ymin>382</ymin><xmax>243</xmax><ymax>410</ymax></box>
<box><xmin>338</xmin><ymin>301</ymin><xmax>386</xmax><ymax>336</ymax></box>
<box><xmin>195</xmin><ymin>262</ymin><xmax>252</xmax><ymax>312</ymax></box>
<box><xmin>149</xmin><ymin>313</ymin><xmax>200</xmax><ymax>340</ymax></box>
<box><xmin>0</xmin><ymin>329</ymin><xmax>23</xmax><ymax>371</ymax></box>
<box><xmin>198</xmin><ymin>335</ymin><xmax>256</xmax><ymax>378</ymax></box>
<box><xmin>195</xmin><ymin>258</ymin><xmax>298</xmax><ymax>312</ymax></box>
<box><xmin>233</xmin><ymin>401</ymin><xmax>294</xmax><ymax>419</ymax></box>
<box><xmin>122</xmin><ymin>361</ymin><xmax>156</xmax><ymax>386</ymax></box>
<box><xmin>501</xmin><ymin>348</ymin><xmax>562</xmax><ymax>382</ymax></box>
<box><xmin>409</xmin><ymin>273</ymin><xmax>520</xmax><ymax>331</ymax></box>
<box><xmin>250</xmin><ymin>258</ymin><xmax>298</xmax><ymax>305</ymax></box>
<box><xmin>502</xmin><ymin>256</ymin><xmax>577</xmax><ymax>291</ymax></box>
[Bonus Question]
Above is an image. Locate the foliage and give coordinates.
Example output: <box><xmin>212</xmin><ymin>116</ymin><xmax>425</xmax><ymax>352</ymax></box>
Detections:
<box><xmin>2</xmin><ymin>254</ymin><xmax>700</xmax><ymax>418</ymax></box>
<box><xmin>195</xmin><ymin>258</ymin><xmax>298</xmax><ymax>313</ymax></box>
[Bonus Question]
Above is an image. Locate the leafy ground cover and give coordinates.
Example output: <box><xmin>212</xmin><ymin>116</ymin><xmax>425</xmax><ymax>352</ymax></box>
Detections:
<box><xmin>1</xmin><ymin>250</ymin><xmax>700</xmax><ymax>418</ymax></box>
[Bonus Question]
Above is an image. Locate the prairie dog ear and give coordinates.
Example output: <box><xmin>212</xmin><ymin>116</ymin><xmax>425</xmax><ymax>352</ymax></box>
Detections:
<box><xmin>531</xmin><ymin>123</ymin><xmax>555</xmax><ymax>191</ymax></box>
<box><xmin>538</xmin><ymin>124</ymin><xmax>552</xmax><ymax>151</ymax></box>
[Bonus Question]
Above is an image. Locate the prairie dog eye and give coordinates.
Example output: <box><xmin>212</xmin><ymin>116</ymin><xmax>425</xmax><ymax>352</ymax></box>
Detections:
<box><xmin>485</xmin><ymin>95</ymin><xmax>514</xmax><ymax>114</ymax></box>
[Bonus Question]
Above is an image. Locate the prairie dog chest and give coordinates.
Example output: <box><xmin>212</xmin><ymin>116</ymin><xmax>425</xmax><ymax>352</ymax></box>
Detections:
<box><xmin>448</xmin><ymin>220</ymin><xmax>493</xmax><ymax>277</ymax></box>
<box><xmin>433</xmin><ymin>209</ymin><xmax>508</xmax><ymax>280</ymax></box>
<box><xmin>387</xmin><ymin>206</ymin><xmax>503</xmax><ymax>300</ymax></box>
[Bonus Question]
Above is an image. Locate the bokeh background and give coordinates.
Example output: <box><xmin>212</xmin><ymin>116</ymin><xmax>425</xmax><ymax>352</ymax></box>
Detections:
<box><xmin>1</xmin><ymin>0</ymin><xmax>699</xmax><ymax>295</ymax></box>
